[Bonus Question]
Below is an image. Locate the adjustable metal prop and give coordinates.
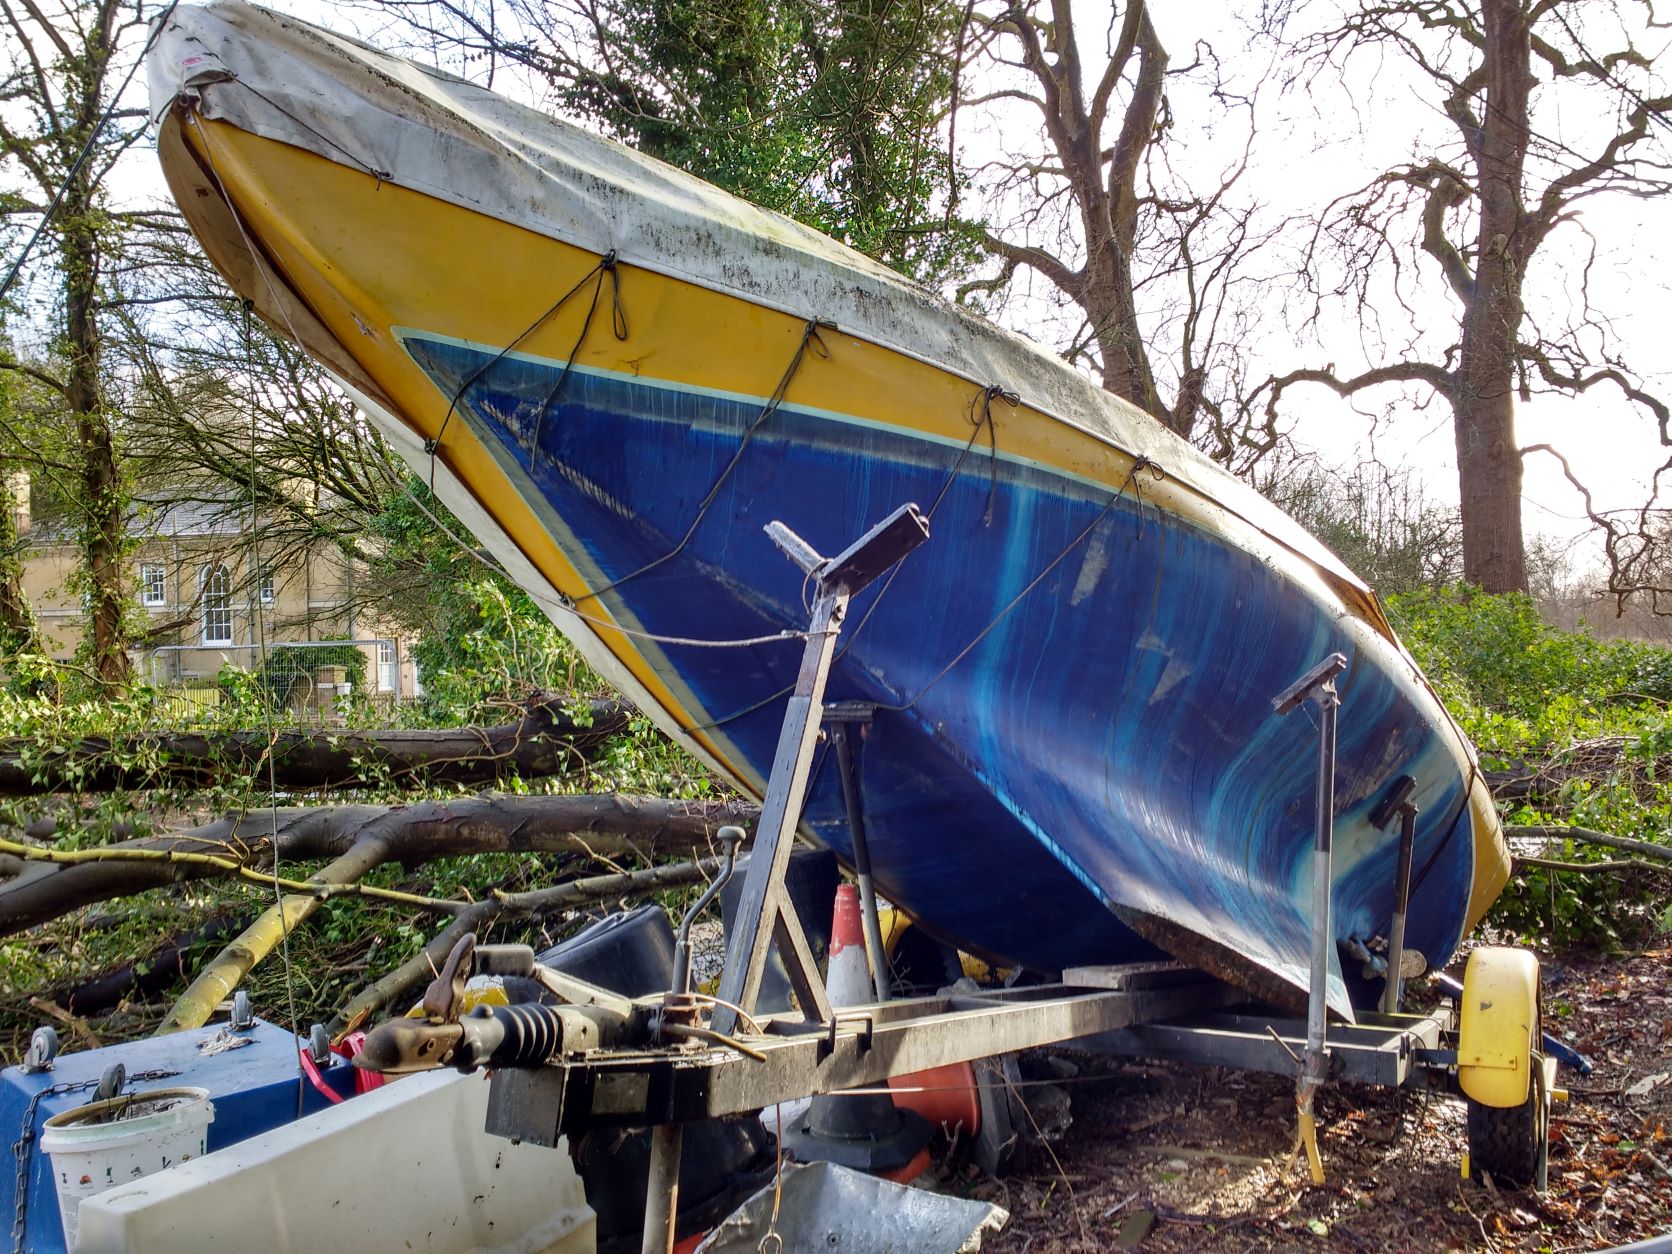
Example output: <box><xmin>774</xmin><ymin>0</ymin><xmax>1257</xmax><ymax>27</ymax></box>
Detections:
<box><xmin>1273</xmin><ymin>650</ymin><xmax>1347</xmax><ymax>1185</ymax></box>
<box><xmin>710</xmin><ymin>502</ymin><xmax>929</xmax><ymax>1035</ymax></box>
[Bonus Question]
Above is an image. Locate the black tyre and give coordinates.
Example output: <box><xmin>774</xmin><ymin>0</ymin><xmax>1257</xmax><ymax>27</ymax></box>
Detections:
<box><xmin>1466</xmin><ymin>1083</ymin><xmax>1543</xmax><ymax>1186</ymax></box>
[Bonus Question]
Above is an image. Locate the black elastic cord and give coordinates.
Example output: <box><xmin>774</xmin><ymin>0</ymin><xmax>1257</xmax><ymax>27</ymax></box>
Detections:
<box><xmin>426</xmin><ymin>250</ymin><xmax>622</xmax><ymax>490</ymax></box>
<box><xmin>529</xmin><ymin>253</ymin><xmax>627</xmax><ymax>461</ymax></box>
<box><xmin>575</xmin><ymin>318</ymin><xmax>831</xmax><ymax>605</ymax></box>
<box><xmin>877</xmin><ymin>454</ymin><xmax>1164</xmax><ymax>714</ymax></box>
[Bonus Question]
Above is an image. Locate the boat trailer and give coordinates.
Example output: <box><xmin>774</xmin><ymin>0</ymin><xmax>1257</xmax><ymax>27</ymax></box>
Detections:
<box><xmin>357</xmin><ymin>503</ymin><xmax>1562</xmax><ymax>1252</ymax></box>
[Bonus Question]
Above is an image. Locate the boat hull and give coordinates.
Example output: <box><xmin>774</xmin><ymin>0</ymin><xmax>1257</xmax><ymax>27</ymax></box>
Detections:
<box><xmin>149</xmin><ymin>2</ymin><xmax>1509</xmax><ymax>1015</ymax></box>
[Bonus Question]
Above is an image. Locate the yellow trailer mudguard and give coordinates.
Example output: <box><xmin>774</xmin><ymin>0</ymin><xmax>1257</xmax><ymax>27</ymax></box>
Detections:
<box><xmin>1457</xmin><ymin>946</ymin><xmax>1540</xmax><ymax>1108</ymax></box>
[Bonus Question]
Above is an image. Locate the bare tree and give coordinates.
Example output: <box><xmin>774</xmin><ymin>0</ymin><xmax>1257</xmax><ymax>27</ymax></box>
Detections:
<box><xmin>114</xmin><ymin>239</ymin><xmax>412</xmax><ymax>640</ymax></box>
<box><xmin>953</xmin><ymin>1</ymin><xmax>1281</xmax><ymax>466</ymax></box>
<box><xmin>1249</xmin><ymin>0</ymin><xmax>1672</xmax><ymax>595</ymax></box>
<box><xmin>0</xmin><ymin>0</ymin><xmax>160</xmax><ymax>685</ymax></box>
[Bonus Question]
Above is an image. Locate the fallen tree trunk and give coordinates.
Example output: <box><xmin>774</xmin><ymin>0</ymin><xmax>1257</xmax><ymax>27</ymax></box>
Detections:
<box><xmin>0</xmin><ymin>695</ymin><xmax>633</xmax><ymax>795</ymax></box>
<box><xmin>54</xmin><ymin>912</ymin><xmax>252</xmax><ymax>1015</ymax></box>
<box><xmin>1483</xmin><ymin>736</ymin><xmax>1654</xmax><ymax>804</ymax></box>
<box><xmin>0</xmin><ymin>793</ymin><xmax>759</xmax><ymax>935</ymax></box>
<box><xmin>157</xmin><ymin>838</ymin><xmax>395</xmax><ymax>1035</ymax></box>
<box><xmin>1505</xmin><ymin>825</ymin><xmax>1672</xmax><ymax>863</ymax></box>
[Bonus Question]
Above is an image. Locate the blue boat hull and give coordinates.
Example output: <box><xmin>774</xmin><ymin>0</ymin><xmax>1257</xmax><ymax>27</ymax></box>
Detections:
<box><xmin>404</xmin><ymin>333</ymin><xmax>1481</xmax><ymax>1013</ymax></box>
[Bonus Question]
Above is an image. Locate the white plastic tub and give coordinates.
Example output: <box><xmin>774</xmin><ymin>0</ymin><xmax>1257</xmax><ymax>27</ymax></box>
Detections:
<box><xmin>74</xmin><ymin>1069</ymin><xmax>595</xmax><ymax>1254</ymax></box>
<box><xmin>39</xmin><ymin>1086</ymin><xmax>214</xmax><ymax>1250</ymax></box>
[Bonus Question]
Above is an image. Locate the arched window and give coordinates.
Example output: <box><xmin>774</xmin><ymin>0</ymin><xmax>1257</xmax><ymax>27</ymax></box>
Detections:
<box><xmin>201</xmin><ymin>563</ymin><xmax>233</xmax><ymax>645</ymax></box>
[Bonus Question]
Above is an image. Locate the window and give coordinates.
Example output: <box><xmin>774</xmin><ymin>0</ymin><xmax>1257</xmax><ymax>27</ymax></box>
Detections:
<box><xmin>200</xmin><ymin>564</ymin><xmax>233</xmax><ymax>645</ymax></box>
<box><xmin>377</xmin><ymin>640</ymin><xmax>398</xmax><ymax>693</ymax></box>
<box><xmin>139</xmin><ymin>564</ymin><xmax>167</xmax><ymax>608</ymax></box>
<box><xmin>258</xmin><ymin>572</ymin><xmax>276</xmax><ymax>604</ymax></box>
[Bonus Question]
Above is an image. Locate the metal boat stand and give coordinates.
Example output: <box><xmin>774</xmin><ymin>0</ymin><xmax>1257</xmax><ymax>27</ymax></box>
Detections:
<box><xmin>657</xmin><ymin>503</ymin><xmax>929</xmax><ymax>1252</ymax></box>
<box><xmin>825</xmin><ymin>700</ymin><xmax>890</xmax><ymax>1003</ymax></box>
<box><xmin>460</xmin><ymin>504</ymin><xmax>1237</xmax><ymax>1251</ymax></box>
<box><xmin>1272</xmin><ymin>651</ymin><xmax>1347</xmax><ymax>1184</ymax></box>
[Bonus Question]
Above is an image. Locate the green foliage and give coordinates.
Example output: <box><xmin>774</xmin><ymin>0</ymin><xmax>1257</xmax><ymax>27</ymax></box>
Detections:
<box><xmin>217</xmin><ymin>645</ymin><xmax>370</xmax><ymax>717</ymax></box>
<box><xmin>559</xmin><ymin>0</ymin><xmax>981</xmax><ymax>284</ymax></box>
<box><xmin>1264</xmin><ymin>459</ymin><xmax>1463</xmax><ymax>595</ymax></box>
<box><xmin>365</xmin><ymin>480</ymin><xmax>605</xmax><ymax>721</ymax></box>
<box><xmin>1388</xmin><ymin>587</ymin><xmax>1672</xmax><ymax>947</ymax></box>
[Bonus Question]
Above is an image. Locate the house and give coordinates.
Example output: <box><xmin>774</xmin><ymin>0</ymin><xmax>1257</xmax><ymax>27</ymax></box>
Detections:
<box><xmin>18</xmin><ymin>482</ymin><xmax>418</xmax><ymax>712</ymax></box>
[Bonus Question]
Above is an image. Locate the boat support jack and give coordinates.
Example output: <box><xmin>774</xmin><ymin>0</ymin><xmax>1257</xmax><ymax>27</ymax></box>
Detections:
<box><xmin>1272</xmin><ymin>651</ymin><xmax>1347</xmax><ymax>1185</ymax></box>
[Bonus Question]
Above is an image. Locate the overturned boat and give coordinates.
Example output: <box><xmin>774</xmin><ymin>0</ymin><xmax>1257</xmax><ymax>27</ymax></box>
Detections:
<box><xmin>148</xmin><ymin>1</ymin><xmax>1509</xmax><ymax>1017</ymax></box>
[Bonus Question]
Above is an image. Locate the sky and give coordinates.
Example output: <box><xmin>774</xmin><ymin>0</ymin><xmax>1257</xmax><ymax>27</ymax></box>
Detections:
<box><xmin>9</xmin><ymin>0</ymin><xmax>1671</xmax><ymax>584</ymax></box>
<box><xmin>1142</xmin><ymin>1</ymin><xmax>1672</xmax><ymax>577</ymax></box>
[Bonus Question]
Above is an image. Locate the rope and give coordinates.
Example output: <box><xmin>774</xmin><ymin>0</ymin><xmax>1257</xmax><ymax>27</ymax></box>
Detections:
<box><xmin>240</xmin><ymin>296</ymin><xmax>305</xmax><ymax>1111</ymax></box>
<box><xmin>425</xmin><ymin>250</ymin><xmax>625</xmax><ymax>490</ymax></box>
<box><xmin>837</xmin><ymin>380</ymin><xmax>1020</xmax><ymax>667</ymax></box>
<box><xmin>231</xmin><ymin>82</ymin><xmax>393</xmax><ymax>182</ymax></box>
<box><xmin>874</xmin><ymin>455</ymin><xmax>1164</xmax><ymax>714</ymax></box>
<box><xmin>575</xmin><ymin>318</ymin><xmax>832</xmax><ymax>604</ymax></box>
<box><xmin>694</xmin><ymin>451</ymin><xmax>1166</xmax><ymax>732</ymax></box>
<box><xmin>528</xmin><ymin>253</ymin><xmax>626</xmax><ymax>464</ymax></box>
<box><xmin>929</xmin><ymin>383</ymin><xmax>1019</xmax><ymax>525</ymax></box>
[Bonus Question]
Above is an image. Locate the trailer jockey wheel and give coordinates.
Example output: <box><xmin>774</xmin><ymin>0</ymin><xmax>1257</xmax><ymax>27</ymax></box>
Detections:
<box><xmin>1457</xmin><ymin>946</ymin><xmax>1552</xmax><ymax>1189</ymax></box>
<box><xmin>1465</xmin><ymin>1060</ymin><xmax>1546</xmax><ymax>1188</ymax></box>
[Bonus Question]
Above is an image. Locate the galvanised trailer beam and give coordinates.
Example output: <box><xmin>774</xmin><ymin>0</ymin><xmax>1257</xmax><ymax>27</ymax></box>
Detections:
<box><xmin>1086</xmin><ymin>1005</ymin><xmax>1457</xmax><ymax>1089</ymax></box>
<box><xmin>484</xmin><ymin>970</ymin><xmax>1246</xmax><ymax>1147</ymax></box>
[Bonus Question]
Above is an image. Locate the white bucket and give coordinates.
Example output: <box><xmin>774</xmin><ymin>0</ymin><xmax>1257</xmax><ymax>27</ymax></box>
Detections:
<box><xmin>39</xmin><ymin>1086</ymin><xmax>214</xmax><ymax>1250</ymax></box>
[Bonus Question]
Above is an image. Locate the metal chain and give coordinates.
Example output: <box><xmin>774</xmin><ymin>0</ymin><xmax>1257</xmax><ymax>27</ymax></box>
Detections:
<box><xmin>11</xmin><ymin>1069</ymin><xmax>180</xmax><ymax>1254</ymax></box>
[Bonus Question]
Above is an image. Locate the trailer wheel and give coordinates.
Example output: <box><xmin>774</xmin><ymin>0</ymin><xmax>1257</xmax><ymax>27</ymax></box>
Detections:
<box><xmin>1466</xmin><ymin>1064</ymin><xmax>1546</xmax><ymax>1187</ymax></box>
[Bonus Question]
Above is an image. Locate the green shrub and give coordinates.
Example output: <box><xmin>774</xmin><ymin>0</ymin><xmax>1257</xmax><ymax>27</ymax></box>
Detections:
<box><xmin>1388</xmin><ymin>587</ymin><xmax>1672</xmax><ymax>947</ymax></box>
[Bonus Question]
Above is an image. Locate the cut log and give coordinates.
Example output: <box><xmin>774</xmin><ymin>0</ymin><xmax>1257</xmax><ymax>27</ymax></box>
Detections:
<box><xmin>0</xmin><ymin>694</ymin><xmax>633</xmax><ymax>795</ymax></box>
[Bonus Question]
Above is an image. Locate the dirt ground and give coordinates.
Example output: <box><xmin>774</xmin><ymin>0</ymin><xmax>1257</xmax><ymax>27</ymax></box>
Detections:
<box><xmin>960</xmin><ymin>946</ymin><xmax>1671</xmax><ymax>1253</ymax></box>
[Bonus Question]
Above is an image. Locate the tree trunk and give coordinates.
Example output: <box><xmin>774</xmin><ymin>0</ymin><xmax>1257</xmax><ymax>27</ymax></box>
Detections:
<box><xmin>60</xmin><ymin>10</ymin><xmax>132</xmax><ymax>687</ymax></box>
<box><xmin>1453</xmin><ymin>0</ymin><xmax>1532</xmax><ymax>594</ymax></box>
<box><xmin>1092</xmin><ymin>3</ymin><xmax>1169</xmax><ymax>429</ymax></box>
<box><xmin>0</xmin><ymin>469</ymin><xmax>38</xmax><ymax>654</ymax></box>
<box><xmin>54</xmin><ymin>912</ymin><xmax>252</xmax><ymax>1015</ymax></box>
<box><xmin>0</xmin><ymin>793</ymin><xmax>758</xmax><ymax>934</ymax></box>
<box><xmin>0</xmin><ymin>695</ymin><xmax>632</xmax><ymax>794</ymax></box>
<box><xmin>156</xmin><ymin>837</ymin><xmax>393</xmax><ymax>1034</ymax></box>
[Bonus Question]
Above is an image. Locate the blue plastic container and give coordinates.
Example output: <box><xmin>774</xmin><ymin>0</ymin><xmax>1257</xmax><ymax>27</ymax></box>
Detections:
<box><xmin>3</xmin><ymin>1018</ymin><xmax>353</xmax><ymax>1252</ymax></box>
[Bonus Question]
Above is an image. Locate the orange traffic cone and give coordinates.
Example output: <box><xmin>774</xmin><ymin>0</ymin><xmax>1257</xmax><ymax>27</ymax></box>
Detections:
<box><xmin>781</xmin><ymin>884</ymin><xmax>931</xmax><ymax>1174</ymax></box>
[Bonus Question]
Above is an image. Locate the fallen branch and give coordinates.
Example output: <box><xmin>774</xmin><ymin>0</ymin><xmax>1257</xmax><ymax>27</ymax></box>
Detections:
<box><xmin>0</xmin><ymin>793</ymin><xmax>757</xmax><ymax>935</ymax></box>
<box><xmin>54</xmin><ymin>912</ymin><xmax>252</xmax><ymax>1015</ymax></box>
<box><xmin>329</xmin><ymin>857</ymin><xmax>727</xmax><ymax>1036</ymax></box>
<box><xmin>1507</xmin><ymin>826</ymin><xmax>1672</xmax><ymax>863</ymax></box>
<box><xmin>158</xmin><ymin>838</ymin><xmax>394</xmax><ymax>1034</ymax></box>
<box><xmin>1514</xmin><ymin>856</ymin><xmax>1672</xmax><ymax>875</ymax></box>
<box><xmin>0</xmin><ymin>695</ymin><xmax>633</xmax><ymax>795</ymax></box>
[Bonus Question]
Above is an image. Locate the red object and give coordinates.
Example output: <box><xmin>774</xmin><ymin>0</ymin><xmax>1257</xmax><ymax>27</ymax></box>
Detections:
<box><xmin>828</xmin><ymin>883</ymin><xmax>863</xmax><ymax>956</ymax></box>
<box><xmin>298</xmin><ymin>1045</ymin><xmax>345</xmax><ymax>1105</ymax></box>
<box><xmin>889</xmin><ymin>1062</ymin><xmax>981</xmax><ymax>1136</ymax></box>
<box><xmin>877</xmin><ymin>1145</ymin><xmax>932</xmax><ymax>1185</ymax></box>
<box><xmin>339</xmin><ymin>1031</ymin><xmax>386</xmax><ymax>1093</ymax></box>
<box><xmin>298</xmin><ymin>1031</ymin><xmax>386</xmax><ymax>1104</ymax></box>
<box><xmin>672</xmin><ymin>1233</ymin><xmax>706</xmax><ymax>1254</ymax></box>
